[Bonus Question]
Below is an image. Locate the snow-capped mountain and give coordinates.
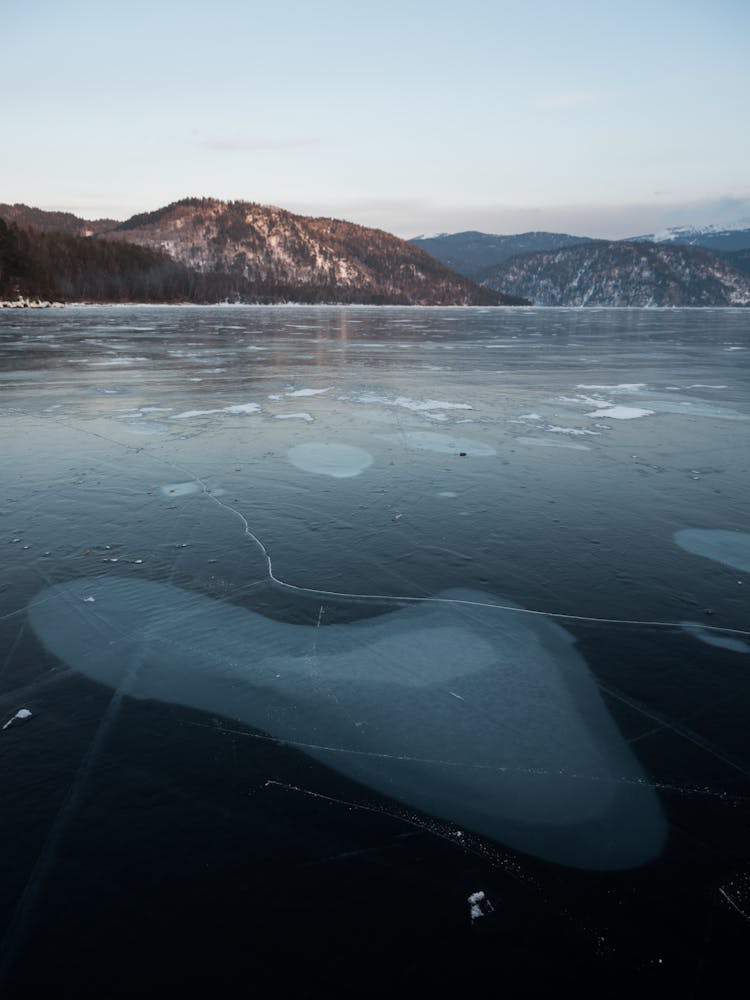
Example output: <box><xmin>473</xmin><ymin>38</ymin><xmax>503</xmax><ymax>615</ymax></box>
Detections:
<box><xmin>627</xmin><ymin>223</ymin><xmax>750</xmax><ymax>252</ymax></box>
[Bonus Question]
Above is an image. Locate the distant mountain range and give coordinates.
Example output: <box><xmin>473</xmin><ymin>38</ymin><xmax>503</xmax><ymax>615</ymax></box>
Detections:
<box><xmin>0</xmin><ymin>199</ymin><xmax>521</xmax><ymax>306</ymax></box>
<box><xmin>410</xmin><ymin>231</ymin><xmax>593</xmax><ymax>280</ymax></box>
<box><xmin>3</xmin><ymin>199</ymin><xmax>749</xmax><ymax>307</ymax></box>
<box><xmin>410</xmin><ymin>226</ymin><xmax>750</xmax><ymax>306</ymax></box>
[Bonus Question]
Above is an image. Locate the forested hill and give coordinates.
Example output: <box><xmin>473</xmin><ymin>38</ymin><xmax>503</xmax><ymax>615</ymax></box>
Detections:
<box><xmin>0</xmin><ymin>199</ymin><xmax>527</xmax><ymax>305</ymax></box>
<box><xmin>0</xmin><ymin>218</ymin><xmax>238</xmax><ymax>304</ymax></box>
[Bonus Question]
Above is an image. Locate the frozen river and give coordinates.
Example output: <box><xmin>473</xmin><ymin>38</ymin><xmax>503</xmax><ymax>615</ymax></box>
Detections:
<box><xmin>1</xmin><ymin>305</ymin><xmax>748</xmax><ymax>995</ymax></box>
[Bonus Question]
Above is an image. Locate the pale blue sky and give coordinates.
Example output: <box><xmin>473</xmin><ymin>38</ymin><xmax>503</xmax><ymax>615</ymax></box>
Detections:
<box><xmin>2</xmin><ymin>0</ymin><xmax>749</xmax><ymax>237</ymax></box>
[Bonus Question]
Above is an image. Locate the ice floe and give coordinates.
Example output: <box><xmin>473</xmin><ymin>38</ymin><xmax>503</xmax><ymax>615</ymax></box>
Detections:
<box><xmin>674</xmin><ymin>529</ymin><xmax>750</xmax><ymax>574</ymax></box>
<box><xmin>27</xmin><ymin>577</ymin><xmax>667</xmax><ymax>870</ymax></box>
<box><xmin>274</xmin><ymin>412</ymin><xmax>314</xmax><ymax>422</ymax></box>
<box><xmin>288</xmin><ymin>442</ymin><xmax>374</xmax><ymax>478</ymax></box>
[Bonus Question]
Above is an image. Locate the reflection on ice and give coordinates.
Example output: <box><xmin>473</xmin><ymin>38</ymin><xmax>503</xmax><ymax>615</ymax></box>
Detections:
<box><xmin>27</xmin><ymin>577</ymin><xmax>666</xmax><ymax>870</ymax></box>
<box><xmin>674</xmin><ymin>529</ymin><xmax>750</xmax><ymax>573</ymax></box>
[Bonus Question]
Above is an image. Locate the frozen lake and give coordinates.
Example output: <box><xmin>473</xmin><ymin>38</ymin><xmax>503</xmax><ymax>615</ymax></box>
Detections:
<box><xmin>1</xmin><ymin>305</ymin><xmax>749</xmax><ymax>995</ymax></box>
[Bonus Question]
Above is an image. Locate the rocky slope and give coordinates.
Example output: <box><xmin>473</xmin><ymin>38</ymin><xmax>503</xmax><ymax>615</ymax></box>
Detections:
<box><xmin>99</xmin><ymin>198</ymin><xmax>521</xmax><ymax>304</ymax></box>
<box><xmin>481</xmin><ymin>241</ymin><xmax>750</xmax><ymax>306</ymax></box>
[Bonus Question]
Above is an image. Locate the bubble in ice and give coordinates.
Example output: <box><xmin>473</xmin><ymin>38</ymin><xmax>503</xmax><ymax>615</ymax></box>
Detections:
<box><xmin>674</xmin><ymin>529</ymin><xmax>750</xmax><ymax>574</ymax></box>
<box><xmin>161</xmin><ymin>482</ymin><xmax>202</xmax><ymax>497</ymax></box>
<box><xmin>288</xmin><ymin>442</ymin><xmax>373</xmax><ymax>478</ymax></box>
<box><xmin>3</xmin><ymin>708</ymin><xmax>33</xmax><ymax>730</ymax></box>
<box><xmin>27</xmin><ymin>577</ymin><xmax>666</xmax><ymax>870</ymax></box>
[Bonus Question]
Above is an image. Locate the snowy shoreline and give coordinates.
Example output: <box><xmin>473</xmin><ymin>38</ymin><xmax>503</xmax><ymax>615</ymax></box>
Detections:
<box><xmin>1</xmin><ymin>297</ymin><xmax>65</xmax><ymax>309</ymax></box>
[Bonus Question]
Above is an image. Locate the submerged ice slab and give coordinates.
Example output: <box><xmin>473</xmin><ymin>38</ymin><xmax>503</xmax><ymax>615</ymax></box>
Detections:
<box><xmin>27</xmin><ymin>577</ymin><xmax>666</xmax><ymax>870</ymax></box>
<box><xmin>674</xmin><ymin>529</ymin><xmax>750</xmax><ymax>574</ymax></box>
<box><xmin>288</xmin><ymin>442</ymin><xmax>373</xmax><ymax>478</ymax></box>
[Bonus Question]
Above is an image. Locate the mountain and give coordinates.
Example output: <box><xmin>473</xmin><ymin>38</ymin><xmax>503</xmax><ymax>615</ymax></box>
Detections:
<box><xmin>481</xmin><ymin>240</ymin><xmax>750</xmax><ymax>306</ymax></box>
<box><xmin>628</xmin><ymin>223</ymin><xmax>750</xmax><ymax>253</ymax></box>
<box><xmin>0</xmin><ymin>203</ymin><xmax>117</xmax><ymax>237</ymax></box>
<box><xmin>410</xmin><ymin>230</ymin><xmax>592</xmax><ymax>280</ymax></box>
<box><xmin>0</xmin><ymin>199</ymin><xmax>526</xmax><ymax>305</ymax></box>
<box><xmin>716</xmin><ymin>248</ymin><xmax>750</xmax><ymax>275</ymax></box>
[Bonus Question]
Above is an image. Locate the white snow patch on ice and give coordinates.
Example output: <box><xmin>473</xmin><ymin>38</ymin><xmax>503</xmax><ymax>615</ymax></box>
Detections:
<box><xmin>274</xmin><ymin>412</ymin><xmax>314</xmax><ymax>422</ymax></box>
<box><xmin>285</xmin><ymin>388</ymin><xmax>332</xmax><ymax>397</ymax></box>
<box><xmin>586</xmin><ymin>406</ymin><xmax>654</xmax><ymax>420</ymax></box>
<box><xmin>577</xmin><ymin>383</ymin><xmax>646</xmax><ymax>392</ymax></box>
<box><xmin>171</xmin><ymin>403</ymin><xmax>260</xmax><ymax>419</ymax></box>
<box><xmin>355</xmin><ymin>393</ymin><xmax>472</xmax><ymax>413</ymax></box>
<box><xmin>546</xmin><ymin>425</ymin><xmax>599</xmax><ymax>436</ymax></box>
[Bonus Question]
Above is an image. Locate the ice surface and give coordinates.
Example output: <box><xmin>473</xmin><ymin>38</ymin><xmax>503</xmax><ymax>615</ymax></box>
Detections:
<box><xmin>26</xmin><ymin>577</ymin><xmax>666</xmax><ymax>870</ymax></box>
<box><xmin>378</xmin><ymin>432</ymin><xmax>495</xmax><ymax>456</ymax></box>
<box><xmin>517</xmin><ymin>437</ymin><xmax>590</xmax><ymax>451</ymax></box>
<box><xmin>288</xmin><ymin>442</ymin><xmax>374</xmax><ymax>478</ymax></box>
<box><xmin>674</xmin><ymin>529</ymin><xmax>750</xmax><ymax>574</ymax></box>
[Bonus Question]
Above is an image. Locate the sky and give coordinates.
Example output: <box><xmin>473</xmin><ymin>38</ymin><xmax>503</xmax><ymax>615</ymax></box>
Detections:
<box><xmin>2</xmin><ymin>0</ymin><xmax>749</xmax><ymax>238</ymax></box>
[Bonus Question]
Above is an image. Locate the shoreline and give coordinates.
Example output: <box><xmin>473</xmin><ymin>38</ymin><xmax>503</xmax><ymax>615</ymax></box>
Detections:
<box><xmin>1</xmin><ymin>298</ymin><xmax>65</xmax><ymax>309</ymax></box>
